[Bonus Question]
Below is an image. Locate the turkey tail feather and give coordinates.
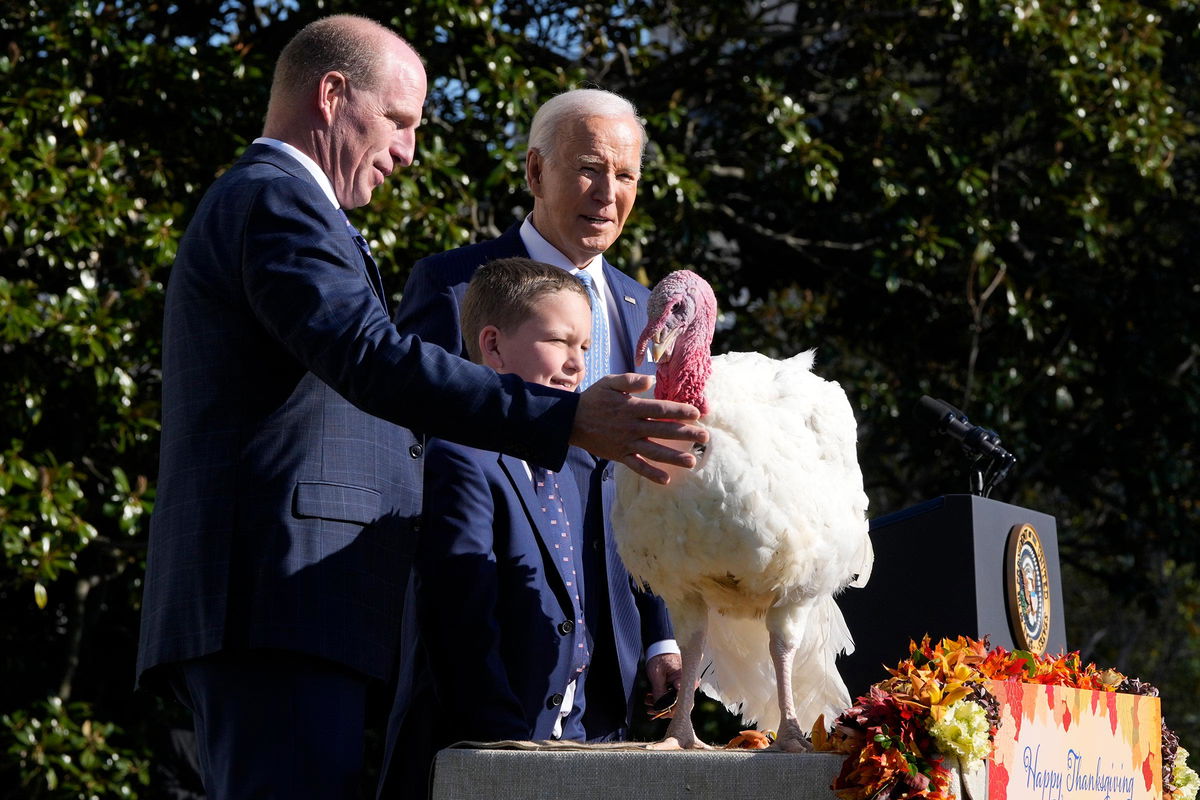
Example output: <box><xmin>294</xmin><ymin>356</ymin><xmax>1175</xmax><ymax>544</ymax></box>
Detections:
<box><xmin>848</xmin><ymin>533</ymin><xmax>874</xmax><ymax>589</ymax></box>
<box><xmin>696</xmin><ymin>594</ymin><xmax>854</xmax><ymax>733</ymax></box>
<box><xmin>786</xmin><ymin>594</ymin><xmax>854</xmax><ymax>730</ymax></box>
<box><xmin>696</xmin><ymin>614</ymin><xmax>777</xmax><ymax>728</ymax></box>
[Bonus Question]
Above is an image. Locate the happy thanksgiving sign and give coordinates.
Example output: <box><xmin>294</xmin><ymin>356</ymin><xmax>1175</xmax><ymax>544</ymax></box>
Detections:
<box><xmin>987</xmin><ymin>680</ymin><xmax>1162</xmax><ymax>800</ymax></box>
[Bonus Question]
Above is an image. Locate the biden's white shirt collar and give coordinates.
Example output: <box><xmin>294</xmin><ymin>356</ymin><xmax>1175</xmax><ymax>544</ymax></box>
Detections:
<box><xmin>519</xmin><ymin>215</ymin><xmax>609</xmax><ymax>304</ymax></box>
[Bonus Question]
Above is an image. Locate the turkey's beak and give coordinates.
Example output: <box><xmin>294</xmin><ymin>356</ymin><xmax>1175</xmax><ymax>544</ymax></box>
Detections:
<box><xmin>647</xmin><ymin>325</ymin><xmax>682</xmax><ymax>363</ymax></box>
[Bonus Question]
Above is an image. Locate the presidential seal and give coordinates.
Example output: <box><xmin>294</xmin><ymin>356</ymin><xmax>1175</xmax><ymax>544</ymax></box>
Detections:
<box><xmin>1005</xmin><ymin>523</ymin><xmax>1051</xmax><ymax>654</ymax></box>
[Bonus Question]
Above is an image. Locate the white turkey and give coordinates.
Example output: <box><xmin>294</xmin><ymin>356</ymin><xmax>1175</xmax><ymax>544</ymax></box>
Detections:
<box><xmin>612</xmin><ymin>269</ymin><xmax>872</xmax><ymax>751</ymax></box>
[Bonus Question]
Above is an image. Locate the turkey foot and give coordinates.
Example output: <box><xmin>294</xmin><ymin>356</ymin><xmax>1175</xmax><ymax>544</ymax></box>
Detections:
<box><xmin>648</xmin><ymin>726</ymin><xmax>713</xmax><ymax>750</ymax></box>
<box><xmin>648</xmin><ymin>691</ymin><xmax>712</xmax><ymax>750</ymax></box>
<box><xmin>648</xmin><ymin>609</ymin><xmax>711</xmax><ymax>750</ymax></box>
<box><xmin>769</xmin><ymin>718</ymin><xmax>812</xmax><ymax>753</ymax></box>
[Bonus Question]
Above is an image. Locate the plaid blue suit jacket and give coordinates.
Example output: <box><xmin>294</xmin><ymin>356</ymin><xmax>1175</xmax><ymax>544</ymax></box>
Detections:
<box><xmin>136</xmin><ymin>146</ymin><xmax>578</xmax><ymax>686</ymax></box>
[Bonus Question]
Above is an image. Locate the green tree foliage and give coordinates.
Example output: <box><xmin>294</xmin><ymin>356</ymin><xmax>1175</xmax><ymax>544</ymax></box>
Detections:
<box><xmin>1</xmin><ymin>0</ymin><xmax>272</xmax><ymax>793</ymax></box>
<box><xmin>2</xmin><ymin>0</ymin><xmax>1197</xmax><ymax>792</ymax></box>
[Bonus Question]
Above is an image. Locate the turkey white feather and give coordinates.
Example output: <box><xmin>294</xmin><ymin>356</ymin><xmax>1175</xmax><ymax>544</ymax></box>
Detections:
<box><xmin>612</xmin><ymin>269</ymin><xmax>872</xmax><ymax>751</ymax></box>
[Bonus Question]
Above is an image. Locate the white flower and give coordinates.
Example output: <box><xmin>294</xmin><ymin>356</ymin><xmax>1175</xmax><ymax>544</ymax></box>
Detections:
<box><xmin>928</xmin><ymin>699</ymin><xmax>992</xmax><ymax>763</ymax></box>
<box><xmin>1174</xmin><ymin>746</ymin><xmax>1199</xmax><ymax>800</ymax></box>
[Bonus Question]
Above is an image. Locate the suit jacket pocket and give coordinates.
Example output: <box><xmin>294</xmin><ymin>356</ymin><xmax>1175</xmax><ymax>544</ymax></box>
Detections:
<box><xmin>292</xmin><ymin>480</ymin><xmax>383</xmax><ymax>525</ymax></box>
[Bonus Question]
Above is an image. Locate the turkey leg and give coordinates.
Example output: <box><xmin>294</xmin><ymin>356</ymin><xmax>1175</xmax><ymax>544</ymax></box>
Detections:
<box><xmin>649</xmin><ymin>601</ymin><xmax>711</xmax><ymax>750</ymax></box>
<box><xmin>768</xmin><ymin>627</ymin><xmax>812</xmax><ymax>752</ymax></box>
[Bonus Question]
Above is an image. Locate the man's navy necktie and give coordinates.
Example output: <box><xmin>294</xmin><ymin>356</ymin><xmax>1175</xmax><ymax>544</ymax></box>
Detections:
<box><xmin>337</xmin><ymin>209</ymin><xmax>388</xmax><ymax>313</ymax></box>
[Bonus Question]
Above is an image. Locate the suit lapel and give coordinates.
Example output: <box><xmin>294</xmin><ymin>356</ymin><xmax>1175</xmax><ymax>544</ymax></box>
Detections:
<box><xmin>602</xmin><ymin>259</ymin><xmax>648</xmax><ymax>375</ymax></box>
<box><xmin>499</xmin><ymin>223</ymin><xmax>531</xmax><ymax>257</ymax></box>
<box><xmin>336</xmin><ymin>213</ymin><xmax>389</xmax><ymax>315</ymax></box>
<box><xmin>352</xmin><ymin>241</ymin><xmax>389</xmax><ymax>315</ymax></box>
<box><xmin>244</xmin><ymin>144</ymin><xmax>389</xmax><ymax>315</ymax></box>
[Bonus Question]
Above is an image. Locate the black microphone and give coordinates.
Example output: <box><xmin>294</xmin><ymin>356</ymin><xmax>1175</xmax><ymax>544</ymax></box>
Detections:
<box><xmin>914</xmin><ymin>395</ymin><xmax>1014</xmax><ymax>463</ymax></box>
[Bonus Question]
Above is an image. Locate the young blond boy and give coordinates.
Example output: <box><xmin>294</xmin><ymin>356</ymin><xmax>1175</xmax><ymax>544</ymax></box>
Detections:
<box><xmin>384</xmin><ymin>257</ymin><xmax>596</xmax><ymax>792</ymax></box>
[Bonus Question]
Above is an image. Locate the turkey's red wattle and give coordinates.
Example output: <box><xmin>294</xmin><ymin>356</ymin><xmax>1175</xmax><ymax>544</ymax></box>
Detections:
<box><xmin>654</xmin><ymin>328</ymin><xmax>712</xmax><ymax>416</ymax></box>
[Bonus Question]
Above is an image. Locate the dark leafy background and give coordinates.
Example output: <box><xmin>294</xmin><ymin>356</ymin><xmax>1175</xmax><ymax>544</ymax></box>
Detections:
<box><xmin>2</xmin><ymin>0</ymin><xmax>1197</xmax><ymax>795</ymax></box>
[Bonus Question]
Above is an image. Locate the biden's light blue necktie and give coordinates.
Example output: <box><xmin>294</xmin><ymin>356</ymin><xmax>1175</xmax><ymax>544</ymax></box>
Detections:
<box><xmin>575</xmin><ymin>268</ymin><xmax>609</xmax><ymax>389</ymax></box>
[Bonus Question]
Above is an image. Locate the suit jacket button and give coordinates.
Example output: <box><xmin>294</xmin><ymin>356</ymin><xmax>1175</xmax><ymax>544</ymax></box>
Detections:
<box><xmin>547</xmin><ymin>693</ymin><xmax>565</xmax><ymax>709</ymax></box>
<box><xmin>409</xmin><ymin>444</ymin><xmax>423</xmax><ymax>458</ymax></box>
<box><xmin>557</xmin><ymin>620</ymin><xmax>574</xmax><ymax>635</ymax></box>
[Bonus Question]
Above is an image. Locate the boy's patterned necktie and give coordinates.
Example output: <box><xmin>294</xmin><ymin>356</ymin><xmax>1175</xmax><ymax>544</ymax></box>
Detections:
<box><xmin>532</xmin><ymin>467</ymin><xmax>589</xmax><ymax>674</ymax></box>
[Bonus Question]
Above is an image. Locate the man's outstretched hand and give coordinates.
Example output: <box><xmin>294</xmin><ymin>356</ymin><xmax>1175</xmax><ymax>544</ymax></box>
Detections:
<box><xmin>570</xmin><ymin>373</ymin><xmax>708</xmax><ymax>484</ymax></box>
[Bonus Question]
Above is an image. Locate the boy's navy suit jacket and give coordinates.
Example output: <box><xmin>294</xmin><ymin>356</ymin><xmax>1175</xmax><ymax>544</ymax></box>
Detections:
<box><xmin>391</xmin><ymin>225</ymin><xmax>674</xmax><ymax>738</ymax></box>
<box><xmin>408</xmin><ymin>440</ymin><xmax>593</xmax><ymax>742</ymax></box>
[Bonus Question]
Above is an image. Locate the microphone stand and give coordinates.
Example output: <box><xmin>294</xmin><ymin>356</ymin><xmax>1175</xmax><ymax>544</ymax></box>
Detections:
<box><xmin>968</xmin><ymin>447</ymin><xmax>1016</xmax><ymax>498</ymax></box>
<box><xmin>915</xmin><ymin>395</ymin><xmax>1017</xmax><ymax>498</ymax></box>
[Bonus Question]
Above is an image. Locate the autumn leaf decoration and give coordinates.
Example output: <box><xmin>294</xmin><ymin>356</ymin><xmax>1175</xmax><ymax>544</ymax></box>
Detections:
<box><xmin>812</xmin><ymin>636</ymin><xmax>1197</xmax><ymax>800</ymax></box>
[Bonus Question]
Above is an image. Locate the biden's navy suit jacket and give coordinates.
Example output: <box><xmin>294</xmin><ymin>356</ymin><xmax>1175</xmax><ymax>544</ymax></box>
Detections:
<box><xmin>136</xmin><ymin>146</ymin><xmax>579</xmax><ymax>688</ymax></box>
<box><xmin>384</xmin><ymin>440</ymin><xmax>593</xmax><ymax>796</ymax></box>
<box><xmin>390</xmin><ymin>225</ymin><xmax>673</xmax><ymax>738</ymax></box>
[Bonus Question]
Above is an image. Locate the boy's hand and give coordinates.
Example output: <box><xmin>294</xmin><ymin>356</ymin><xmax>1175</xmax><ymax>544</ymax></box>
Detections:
<box><xmin>570</xmin><ymin>373</ymin><xmax>708</xmax><ymax>484</ymax></box>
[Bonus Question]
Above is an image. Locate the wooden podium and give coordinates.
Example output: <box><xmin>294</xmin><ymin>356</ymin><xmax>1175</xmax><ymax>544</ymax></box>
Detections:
<box><xmin>837</xmin><ymin>494</ymin><xmax>1067</xmax><ymax>699</ymax></box>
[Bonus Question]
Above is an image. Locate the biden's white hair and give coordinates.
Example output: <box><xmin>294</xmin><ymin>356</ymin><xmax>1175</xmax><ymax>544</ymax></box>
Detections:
<box><xmin>527</xmin><ymin>88</ymin><xmax>647</xmax><ymax>165</ymax></box>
